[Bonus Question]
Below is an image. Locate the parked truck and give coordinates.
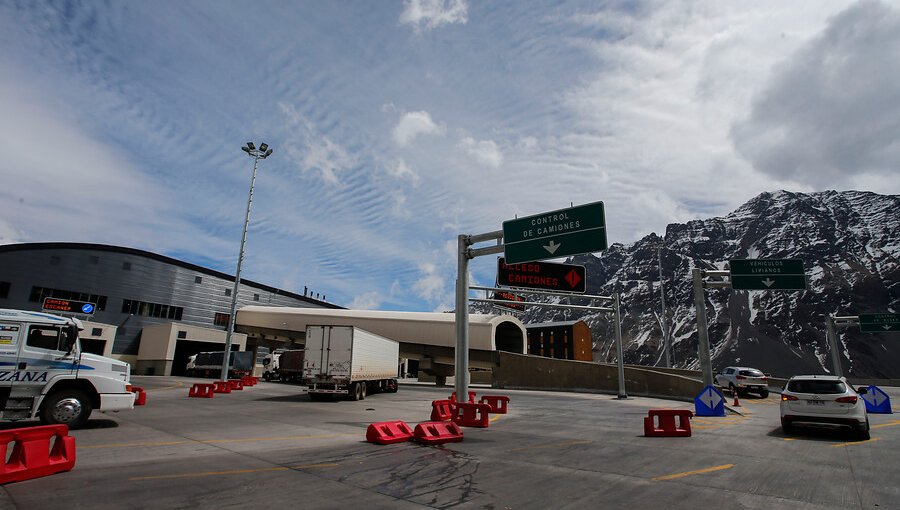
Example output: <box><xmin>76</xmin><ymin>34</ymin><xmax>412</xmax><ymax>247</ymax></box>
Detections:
<box><xmin>304</xmin><ymin>325</ymin><xmax>399</xmax><ymax>401</ymax></box>
<box><xmin>261</xmin><ymin>350</ymin><xmax>283</xmax><ymax>381</ymax></box>
<box><xmin>278</xmin><ymin>349</ymin><xmax>305</xmax><ymax>384</ymax></box>
<box><xmin>0</xmin><ymin>309</ymin><xmax>135</xmax><ymax>429</ymax></box>
<box><xmin>186</xmin><ymin>351</ymin><xmax>254</xmax><ymax>379</ymax></box>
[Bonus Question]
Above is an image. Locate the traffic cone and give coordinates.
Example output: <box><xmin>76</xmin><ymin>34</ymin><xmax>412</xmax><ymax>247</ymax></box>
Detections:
<box><xmin>733</xmin><ymin>394</ymin><xmax>741</xmax><ymax>407</ymax></box>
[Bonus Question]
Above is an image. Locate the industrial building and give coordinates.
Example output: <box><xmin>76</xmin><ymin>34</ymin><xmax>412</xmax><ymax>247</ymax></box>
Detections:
<box><xmin>525</xmin><ymin>320</ymin><xmax>593</xmax><ymax>361</ymax></box>
<box><xmin>0</xmin><ymin>242</ymin><xmax>339</xmax><ymax>373</ymax></box>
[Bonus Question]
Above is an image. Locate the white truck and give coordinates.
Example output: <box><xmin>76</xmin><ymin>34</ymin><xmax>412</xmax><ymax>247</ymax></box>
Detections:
<box><xmin>0</xmin><ymin>309</ymin><xmax>135</xmax><ymax>428</ymax></box>
<box><xmin>303</xmin><ymin>325</ymin><xmax>399</xmax><ymax>401</ymax></box>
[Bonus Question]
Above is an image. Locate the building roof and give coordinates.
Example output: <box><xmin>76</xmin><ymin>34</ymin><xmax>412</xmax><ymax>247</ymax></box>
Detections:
<box><xmin>0</xmin><ymin>242</ymin><xmax>341</xmax><ymax>309</ymax></box>
<box><xmin>525</xmin><ymin>320</ymin><xmax>587</xmax><ymax>329</ymax></box>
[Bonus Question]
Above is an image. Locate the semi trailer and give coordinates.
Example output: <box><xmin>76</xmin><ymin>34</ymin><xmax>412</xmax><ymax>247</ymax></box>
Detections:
<box><xmin>303</xmin><ymin>325</ymin><xmax>399</xmax><ymax>401</ymax></box>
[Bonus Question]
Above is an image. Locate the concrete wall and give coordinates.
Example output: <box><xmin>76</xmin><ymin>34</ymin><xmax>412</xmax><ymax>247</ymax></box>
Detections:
<box><xmin>492</xmin><ymin>352</ymin><xmax>704</xmax><ymax>401</ymax></box>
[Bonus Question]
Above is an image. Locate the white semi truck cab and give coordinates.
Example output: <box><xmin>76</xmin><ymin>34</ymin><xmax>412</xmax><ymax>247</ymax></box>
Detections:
<box><xmin>0</xmin><ymin>309</ymin><xmax>135</xmax><ymax>428</ymax></box>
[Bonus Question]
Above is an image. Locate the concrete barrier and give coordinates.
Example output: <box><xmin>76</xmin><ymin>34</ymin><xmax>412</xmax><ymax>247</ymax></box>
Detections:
<box><xmin>492</xmin><ymin>352</ymin><xmax>704</xmax><ymax>401</ymax></box>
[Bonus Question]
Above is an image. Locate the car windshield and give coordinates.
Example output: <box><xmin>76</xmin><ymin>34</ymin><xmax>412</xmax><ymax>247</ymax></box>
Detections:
<box><xmin>739</xmin><ymin>369</ymin><xmax>764</xmax><ymax>377</ymax></box>
<box><xmin>787</xmin><ymin>380</ymin><xmax>846</xmax><ymax>394</ymax></box>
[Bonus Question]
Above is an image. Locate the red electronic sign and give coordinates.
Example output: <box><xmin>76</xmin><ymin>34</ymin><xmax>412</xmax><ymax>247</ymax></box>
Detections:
<box><xmin>491</xmin><ymin>290</ymin><xmax>526</xmax><ymax>312</ymax></box>
<box><xmin>497</xmin><ymin>258</ymin><xmax>586</xmax><ymax>293</ymax></box>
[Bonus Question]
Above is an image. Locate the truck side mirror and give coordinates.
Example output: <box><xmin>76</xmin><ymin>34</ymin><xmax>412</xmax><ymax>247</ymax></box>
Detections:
<box><xmin>64</xmin><ymin>325</ymin><xmax>78</xmax><ymax>354</ymax></box>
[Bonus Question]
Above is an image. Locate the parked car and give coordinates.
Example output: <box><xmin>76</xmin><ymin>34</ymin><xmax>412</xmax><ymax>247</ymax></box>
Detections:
<box><xmin>714</xmin><ymin>366</ymin><xmax>770</xmax><ymax>398</ymax></box>
<box><xmin>780</xmin><ymin>375</ymin><xmax>870</xmax><ymax>440</ymax></box>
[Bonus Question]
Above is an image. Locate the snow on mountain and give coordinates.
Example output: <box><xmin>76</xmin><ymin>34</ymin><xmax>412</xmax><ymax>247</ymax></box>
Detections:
<box><xmin>492</xmin><ymin>191</ymin><xmax>900</xmax><ymax>378</ymax></box>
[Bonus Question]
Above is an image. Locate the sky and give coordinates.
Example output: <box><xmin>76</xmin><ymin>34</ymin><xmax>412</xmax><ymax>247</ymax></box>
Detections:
<box><xmin>1</xmin><ymin>0</ymin><xmax>898</xmax><ymax>312</ymax></box>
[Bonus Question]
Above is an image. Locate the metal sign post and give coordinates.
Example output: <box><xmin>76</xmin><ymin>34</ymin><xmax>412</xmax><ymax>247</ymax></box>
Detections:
<box><xmin>692</xmin><ymin>268</ymin><xmax>715</xmax><ymax>388</ymax></box>
<box><xmin>827</xmin><ymin>314</ymin><xmax>899</xmax><ymax>378</ymax></box>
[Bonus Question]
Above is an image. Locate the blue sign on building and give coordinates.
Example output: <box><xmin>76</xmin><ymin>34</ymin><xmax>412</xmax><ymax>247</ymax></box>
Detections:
<box><xmin>695</xmin><ymin>385</ymin><xmax>726</xmax><ymax>417</ymax></box>
<box><xmin>861</xmin><ymin>385</ymin><xmax>892</xmax><ymax>414</ymax></box>
<box><xmin>81</xmin><ymin>303</ymin><xmax>94</xmax><ymax>314</ymax></box>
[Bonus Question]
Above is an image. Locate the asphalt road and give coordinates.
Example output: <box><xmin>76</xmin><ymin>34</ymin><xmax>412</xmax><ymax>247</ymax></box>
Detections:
<box><xmin>1</xmin><ymin>377</ymin><xmax>897</xmax><ymax>509</ymax></box>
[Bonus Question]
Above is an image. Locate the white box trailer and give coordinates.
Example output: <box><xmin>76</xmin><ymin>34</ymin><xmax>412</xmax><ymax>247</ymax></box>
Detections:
<box><xmin>304</xmin><ymin>325</ymin><xmax>399</xmax><ymax>400</ymax></box>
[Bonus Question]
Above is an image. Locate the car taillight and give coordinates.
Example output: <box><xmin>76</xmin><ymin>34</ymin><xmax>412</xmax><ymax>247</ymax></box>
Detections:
<box><xmin>781</xmin><ymin>394</ymin><xmax>799</xmax><ymax>401</ymax></box>
<box><xmin>835</xmin><ymin>396</ymin><xmax>858</xmax><ymax>404</ymax></box>
<box><xmin>736</xmin><ymin>375</ymin><xmax>746</xmax><ymax>380</ymax></box>
<box><xmin>761</xmin><ymin>376</ymin><xmax>768</xmax><ymax>381</ymax></box>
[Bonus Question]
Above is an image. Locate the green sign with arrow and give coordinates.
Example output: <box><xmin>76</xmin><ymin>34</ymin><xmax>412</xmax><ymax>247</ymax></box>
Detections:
<box><xmin>502</xmin><ymin>201</ymin><xmax>607</xmax><ymax>264</ymax></box>
<box><xmin>729</xmin><ymin>259</ymin><xmax>807</xmax><ymax>290</ymax></box>
<box><xmin>859</xmin><ymin>313</ymin><xmax>900</xmax><ymax>333</ymax></box>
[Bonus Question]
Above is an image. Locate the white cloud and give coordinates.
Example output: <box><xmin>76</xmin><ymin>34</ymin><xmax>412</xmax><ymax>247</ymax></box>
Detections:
<box><xmin>399</xmin><ymin>0</ymin><xmax>468</xmax><ymax>32</ymax></box>
<box><xmin>731</xmin><ymin>1</ymin><xmax>900</xmax><ymax>190</ymax></box>
<box><xmin>392</xmin><ymin>111</ymin><xmax>446</xmax><ymax>146</ymax></box>
<box><xmin>385</xmin><ymin>158</ymin><xmax>420</xmax><ymax>185</ymax></box>
<box><xmin>279</xmin><ymin>102</ymin><xmax>356</xmax><ymax>185</ymax></box>
<box><xmin>412</xmin><ymin>262</ymin><xmax>445</xmax><ymax>302</ymax></box>
<box><xmin>457</xmin><ymin>136</ymin><xmax>503</xmax><ymax>168</ymax></box>
<box><xmin>350</xmin><ymin>291</ymin><xmax>381</xmax><ymax>310</ymax></box>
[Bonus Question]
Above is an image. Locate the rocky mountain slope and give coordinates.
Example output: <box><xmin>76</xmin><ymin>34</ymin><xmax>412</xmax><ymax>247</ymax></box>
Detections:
<box><xmin>502</xmin><ymin>190</ymin><xmax>900</xmax><ymax>378</ymax></box>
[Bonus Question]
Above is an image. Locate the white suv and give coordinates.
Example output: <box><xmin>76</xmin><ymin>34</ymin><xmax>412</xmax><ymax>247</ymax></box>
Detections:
<box><xmin>714</xmin><ymin>366</ymin><xmax>770</xmax><ymax>398</ymax></box>
<box><xmin>780</xmin><ymin>375</ymin><xmax>870</xmax><ymax>440</ymax></box>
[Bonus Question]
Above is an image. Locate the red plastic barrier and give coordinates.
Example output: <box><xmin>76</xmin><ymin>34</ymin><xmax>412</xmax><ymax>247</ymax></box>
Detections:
<box><xmin>414</xmin><ymin>421</ymin><xmax>464</xmax><ymax>445</ymax></box>
<box><xmin>241</xmin><ymin>376</ymin><xmax>258</xmax><ymax>387</ymax></box>
<box><xmin>189</xmin><ymin>383</ymin><xmax>216</xmax><ymax>398</ymax></box>
<box><xmin>479</xmin><ymin>395</ymin><xmax>510</xmax><ymax>414</ymax></box>
<box><xmin>452</xmin><ymin>402</ymin><xmax>492</xmax><ymax>428</ymax></box>
<box><xmin>644</xmin><ymin>409</ymin><xmax>693</xmax><ymax>437</ymax></box>
<box><xmin>366</xmin><ymin>421</ymin><xmax>414</xmax><ymax>445</ymax></box>
<box><xmin>430</xmin><ymin>399</ymin><xmax>455</xmax><ymax>421</ymax></box>
<box><xmin>227</xmin><ymin>379</ymin><xmax>244</xmax><ymax>391</ymax></box>
<box><xmin>213</xmin><ymin>381</ymin><xmax>232</xmax><ymax>394</ymax></box>
<box><xmin>132</xmin><ymin>386</ymin><xmax>147</xmax><ymax>406</ymax></box>
<box><xmin>449</xmin><ymin>391</ymin><xmax>476</xmax><ymax>404</ymax></box>
<box><xmin>0</xmin><ymin>425</ymin><xmax>76</xmax><ymax>484</ymax></box>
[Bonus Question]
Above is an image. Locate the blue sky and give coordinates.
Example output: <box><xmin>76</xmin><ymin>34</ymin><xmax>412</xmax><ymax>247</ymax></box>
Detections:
<box><xmin>1</xmin><ymin>1</ymin><xmax>898</xmax><ymax>311</ymax></box>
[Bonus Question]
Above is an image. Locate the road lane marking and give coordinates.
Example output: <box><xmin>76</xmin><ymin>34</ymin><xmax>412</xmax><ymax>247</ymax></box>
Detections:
<box><xmin>652</xmin><ymin>464</ymin><xmax>735</xmax><ymax>481</ymax></box>
<box><xmin>510</xmin><ymin>440</ymin><xmax>592</xmax><ymax>452</ymax></box>
<box><xmin>872</xmin><ymin>420</ymin><xmax>900</xmax><ymax>429</ymax></box>
<box><xmin>830</xmin><ymin>438</ymin><xmax>881</xmax><ymax>448</ymax></box>
<box><xmin>129</xmin><ymin>463</ymin><xmax>338</xmax><ymax>481</ymax></box>
<box><xmin>80</xmin><ymin>433</ymin><xmax>358</xmax><ymax>449</ymax></box>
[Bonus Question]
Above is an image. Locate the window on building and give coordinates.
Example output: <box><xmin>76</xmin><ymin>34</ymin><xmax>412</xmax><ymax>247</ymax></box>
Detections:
<box><xmin>194</xmin><ymin>276</ymin><xmax>202</xmax><ymax>284</ymax></box>
<box><xmin>121</xmin><ymin>298</ymin><xmax>183</xmax><ymax>320</ymax></box>
<box><xmin>214</xmin><ymin>313</ymin><xmax>230</xmax><ymax>327</ymax></box>
<box><xmin>253</xmin><ymin>294</ymin><xmax>260</xmax><ymax>301</ymax></box>
<box><xmin>29</xmin><ymin>286</ymin><xmax>108</xmax><ymax>311</ymax></box>
<box><xmin>0</xmin><ymin>281</ymin><xmax>9</xmax><ymax>299</ymax></box>
<box><xmin>122</xmin><ymin>262</ymin><xmax>132</xmax><ymax>271</ymax></box>
<box><xmin>225</xmin><ymin>288</ymin><xmax>231</xmax><ymax>296</ymax></box>
<box><xmin>177</xmin><ymin>330</ymin><xmax>187</xmax><ymax>339</ymax></box>
<box><xmin>91</xmin><ymin>327</ymin><xmax>103</xmax><ymax>336</ymax></box>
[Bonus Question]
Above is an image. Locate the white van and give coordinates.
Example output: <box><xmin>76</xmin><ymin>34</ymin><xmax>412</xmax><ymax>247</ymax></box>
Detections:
<box><xmin>0</xmin><ymin>309</ymin><xmax>135</xmax><ymax>428</ymax></box>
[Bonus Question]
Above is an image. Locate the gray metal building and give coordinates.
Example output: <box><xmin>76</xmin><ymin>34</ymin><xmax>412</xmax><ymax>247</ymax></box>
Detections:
<box><xmin>0</xmin><ymin>242</ymin><xmax>340</xmax><ymax>359</ymax></box>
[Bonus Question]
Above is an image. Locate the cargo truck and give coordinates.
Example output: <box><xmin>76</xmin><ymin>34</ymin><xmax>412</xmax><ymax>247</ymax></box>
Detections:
<box><xmin>0</xmin><ymin>309</ymin><xmax>135</xmax><ymax>429</ymax></box>
<box><xmin>185</xmin><ymin>351</ymin><xmax>254</xmax><ymax>379</ymax></box>
<box><xmin>277</xmin><ymin>349</ymin><xmax>305</xmax><ymax>384</ymax></box>
<box><xmin>304</xmin><ymin>325</ymin><xmax>399</xmax><ymax>401</ymax></box>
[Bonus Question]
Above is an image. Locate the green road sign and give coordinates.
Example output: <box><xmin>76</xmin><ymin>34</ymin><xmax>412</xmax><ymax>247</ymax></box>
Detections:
<box><xmin>859</xmin><ymin>313</ymin><xmax>900</xmax><ymax>333</ymax></box>
<box><xmin>729</xmin><ymin>259</ymin><xmax>807</xmax><ymax>290</ymax></box>
<box><xmin>502</xmin><ymin>201</ymin><xmax>607</xmax><ymax>264</ymax></box>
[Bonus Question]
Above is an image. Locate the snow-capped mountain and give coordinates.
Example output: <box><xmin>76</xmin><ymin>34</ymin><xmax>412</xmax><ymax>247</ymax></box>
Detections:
<box><xmin>501</xmin><ymin>190</ymin><xmax>900</xmax><ymax>378</ymax></box>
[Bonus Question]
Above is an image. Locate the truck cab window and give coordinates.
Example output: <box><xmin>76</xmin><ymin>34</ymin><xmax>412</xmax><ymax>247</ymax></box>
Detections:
<box><xmin>27</xmin><ymin>326</ymin><xmax>64</xmax><ymax>351</ymax></box>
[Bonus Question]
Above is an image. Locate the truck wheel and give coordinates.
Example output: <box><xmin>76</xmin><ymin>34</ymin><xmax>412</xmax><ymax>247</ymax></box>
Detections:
<box><xmin>350</xmin><ymin>383</ymin><xmax>361</xmax><ymax>401</ymax></box>
<box><xmin>40</xmin><ymin>389</ymin><xmax>93</xmax><ymax>429</ymax></box>
<box><xmin>388</xmin><ymin>379</ymin><xmax>399</xmax><ymax>393</ymax></box>
<box><xmin>360</xmin><ymin>383</ymin><xmax>367</xmax><ymax>400</ymax></box>
<box><xmin>263</xmin><ymin>372</ymin><xmax>271</xmax><ymax>382</ymax></box>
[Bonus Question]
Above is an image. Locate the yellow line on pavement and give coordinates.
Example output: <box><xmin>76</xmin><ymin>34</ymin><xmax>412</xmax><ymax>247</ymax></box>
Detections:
<box><xmin>831</xmin><ymin>438</ymin><xmax>881</xmax><ymax>448</ymax></box>
<box><xmin>872</xmin><ymin>420</ymin><xmax>900</xmax><ymax>430</ymax></box>
<box><xmin>652</xmin><ymin>464</ymin><xmax>735</xmax><ymax>481</ymax></box>
<box><xmin>80</xmin><ymin>433</ymin><xmax>358</xmax><ymax>449</ymax></box>
<box><xmin>129</xmin><ymin>463</ymin><xmax>338</xmax><ymax>481</ymax></box>
<box><xmin>510</xmin><ymin>440</ymin><xmax>592</xmax><ymax>452</ymax></box>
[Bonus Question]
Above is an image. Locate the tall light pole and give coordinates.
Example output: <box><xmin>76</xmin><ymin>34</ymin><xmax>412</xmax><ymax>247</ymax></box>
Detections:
<box><xmin>220</xmin><ymin>141</ymin><xmax>273</xmax><ymax>381</ymax></box>
<box><xmin>657</xmin><ymin>243</ymin><xmax>672</xmax><ymax>368</ymax></box>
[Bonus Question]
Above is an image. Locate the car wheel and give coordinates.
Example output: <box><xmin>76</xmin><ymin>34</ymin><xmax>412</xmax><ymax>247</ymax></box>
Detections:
<box><xmin>759</xmin><ymin>389</ymin><xmax>770</xmax><ymax>399</ymax></box>
<box><xmin>857</xmin><ymin>419</ymin><xmax>871</xmax><ymax>441</ymax></box>
<box><xmin>40</xmin><ymin>389</ymin><xmax>93</xmax><ymax>429</ymax></box>
<box><xmin>729</xmin><ymin>384</ymin><xmax>737</xmax><ymax>396</ymax></box>
<box><xmin>781</xmin><ymin>417</ymin><xmax>794</xmax><ymax>435</ymax></box>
